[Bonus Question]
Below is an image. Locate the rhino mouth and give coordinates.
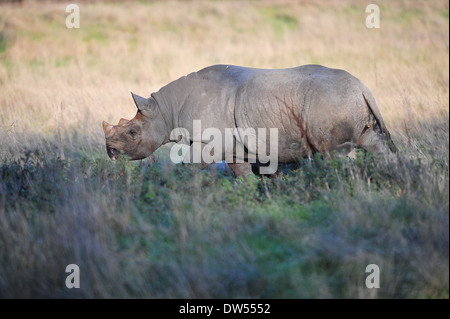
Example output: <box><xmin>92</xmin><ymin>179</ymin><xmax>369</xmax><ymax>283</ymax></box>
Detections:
<box><xmin>107</xmin><ymin>147</ymin><xmax>120</xmax><ymax>161</ymax></box>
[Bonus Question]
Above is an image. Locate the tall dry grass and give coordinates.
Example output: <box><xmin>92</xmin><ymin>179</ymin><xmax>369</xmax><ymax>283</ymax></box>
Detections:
<box><xmin>0</xmin><ymin>1</ymin><xmax>447</xmax><ymax>138</ymax></box>
<box><xmin>0</xmin><ymin>0</ymin><xmax>448</xmax><ymax>298</ymax></box>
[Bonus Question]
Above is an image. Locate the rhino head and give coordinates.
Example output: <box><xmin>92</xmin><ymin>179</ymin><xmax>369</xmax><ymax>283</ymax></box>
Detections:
<box><xmin>102</xmin><ymin>92</ymin><xmax>170</xmax><ymax>161</ymax></box>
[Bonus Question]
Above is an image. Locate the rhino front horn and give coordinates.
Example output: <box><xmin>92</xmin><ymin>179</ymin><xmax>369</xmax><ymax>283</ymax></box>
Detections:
<box><xmin>102</xmin><ymin>121</ymin><xmax>114</xmax><ymax>135</ymax></box>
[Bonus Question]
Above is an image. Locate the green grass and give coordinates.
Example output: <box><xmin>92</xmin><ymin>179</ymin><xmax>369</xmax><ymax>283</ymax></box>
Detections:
<box><xmin>83</xmin><ymin>27</ymin><xmax>109</xmax><ymax>43</ymax></box>
<box><xmin>0</xmin><ymin>35</ymin><xmax>7</xmax><ymax>55</ymax></box>
<box><xmin>0</xmin><ymin>28</ymin><xmax>11</xmax><ymax>56</ymax></box>
<box><xmin>0</xmin><ymin>124</ymin><xmax>448</xmax><ymax>298</ymax></box>
<box><xmin>55</xmin><ymin>57</ymin><xmax>72</xmax><ymax>68</ymax></box>
<box><xmin>397</xmin><ymin>8</ymin><xmax>424</xmax><ymax>24</ymax></box>
<box><xmin>260</xmin><ymin>6</ymin><xmax>298</xmax><ymax>39</ymax></box>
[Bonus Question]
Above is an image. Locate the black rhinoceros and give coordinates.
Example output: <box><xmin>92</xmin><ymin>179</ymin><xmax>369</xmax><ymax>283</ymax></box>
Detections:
<box><xmin>102</xmin><ymin>64</ymin><xmax>396</xmax><ymax>176</ymax></box>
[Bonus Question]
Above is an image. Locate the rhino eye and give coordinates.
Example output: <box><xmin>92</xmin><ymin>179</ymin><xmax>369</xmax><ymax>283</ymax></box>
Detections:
<box><xmin>127</xmin><ymin>129</ymin><xmax>137</xmax><ymax>139</ymax></box>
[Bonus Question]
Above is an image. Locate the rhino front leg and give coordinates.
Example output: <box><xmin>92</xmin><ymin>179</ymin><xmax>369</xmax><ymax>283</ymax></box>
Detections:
<box><xmin>182</xmin><ymin>142</ymin><xmax>223</xmax><ymax>169</ymax></box>
<box><xmin>228</xmin><ymin>162</ymin><xmax>253</xmax><ymax>178</ymax></box>
<box><xmin>182</xmin><ymin>142</ymin><xmax>254</xmax><ymax>177</ymax></box>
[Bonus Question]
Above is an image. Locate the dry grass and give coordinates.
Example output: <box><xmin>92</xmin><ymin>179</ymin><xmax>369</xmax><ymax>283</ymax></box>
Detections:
<box><xmin>0</xmin><ymin>0</ymin><xmax>448</xmax><ymax>298</ymax></box>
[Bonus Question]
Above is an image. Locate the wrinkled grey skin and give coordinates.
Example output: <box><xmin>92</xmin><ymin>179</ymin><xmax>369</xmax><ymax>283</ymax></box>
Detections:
<box><xmin>103</xmin><ymin>64</ymin><xmax>396</xmax><ymax>177</ymax></box>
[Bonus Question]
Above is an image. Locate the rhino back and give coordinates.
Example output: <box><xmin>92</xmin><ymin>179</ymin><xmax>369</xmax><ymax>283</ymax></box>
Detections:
<box><xmin>162</xmin><ymin>64</ymin><xmax>377</xmax><ymax>161</ymax></box>
<box><xmin>174</xmin><ymin>65</ymin><xmax>251</xmax><ymax>136</ymax></box>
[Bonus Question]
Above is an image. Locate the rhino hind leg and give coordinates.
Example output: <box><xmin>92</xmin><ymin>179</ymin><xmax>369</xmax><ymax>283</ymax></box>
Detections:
<box><xmin>328</xmin><ymin>141</ymin><xmax>359</xmax><ymax>159</ymax></box>
<box><xmin>357</xmin><ymin>127</ymin><xmax>391</xmax><ymax>156</ymax></box>
<box><xmin>327</xmin><ymin>127</ymin><xmax>393</xmax><ymax>159</ymax></box>
<box><xmin>182</xmin><ymin>142</ymin><xmax>222</xmax><ymax>169</ymax></box>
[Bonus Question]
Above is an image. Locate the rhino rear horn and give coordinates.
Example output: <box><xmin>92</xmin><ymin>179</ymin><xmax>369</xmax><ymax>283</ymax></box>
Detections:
<box><xmin>131</xmin><ymin>92</ymin><xmax>151</xmax><ymax>112</ymax></box>
<box><xmin>102</xmin><ymin>121</ymin><xmax>114</xmax><ymax>136</ymax></box>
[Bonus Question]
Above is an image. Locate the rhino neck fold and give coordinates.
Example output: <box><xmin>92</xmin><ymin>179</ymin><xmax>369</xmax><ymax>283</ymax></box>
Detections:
<box><xmin>150</xmin><ymin>91</ymin><xmax>174</xmax><ymax>145</ymax></box>
<box><xmin>151</xmin><ymin>74</ymin><xmax>195</xmax><ymax>143</ymax></box>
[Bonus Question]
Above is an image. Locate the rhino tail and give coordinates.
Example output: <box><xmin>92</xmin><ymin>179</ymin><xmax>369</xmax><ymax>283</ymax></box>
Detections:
<box><xmin>362</xmin><ymin>91</ymin><xmax>397</xmax><ymax>153</ymax></box>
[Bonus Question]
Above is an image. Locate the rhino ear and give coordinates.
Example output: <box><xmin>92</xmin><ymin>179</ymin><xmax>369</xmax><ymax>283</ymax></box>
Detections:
<box><xmin>131</xmin><ymin>92</ymin><xmax>151</xmax><ymax>112</ymax></box>
<box><xmin>118</xmin><ymin>118</ymin><xmax>130</xmax><ymax>126</ymax></box>
<box><xmin>102</xmin><ymin>121</ymin><xmax>114</xmax><ymax>136</ymax></box>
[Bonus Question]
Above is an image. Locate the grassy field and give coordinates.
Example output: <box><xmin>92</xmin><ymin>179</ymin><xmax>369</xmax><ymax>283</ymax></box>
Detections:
<box><xmin>0</xmin><ymin>0</ymin><xmax>448</xmax><ymax>298</ymax></box>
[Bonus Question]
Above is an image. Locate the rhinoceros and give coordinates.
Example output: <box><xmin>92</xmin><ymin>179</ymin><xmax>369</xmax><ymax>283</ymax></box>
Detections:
<box><xmin>102</xmin><ymin>64</ymin><xmax>396</xmax><ymax>177</ymax></box>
